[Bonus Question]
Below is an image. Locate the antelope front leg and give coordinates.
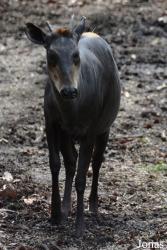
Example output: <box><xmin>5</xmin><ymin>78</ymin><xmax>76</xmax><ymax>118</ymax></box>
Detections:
<box><xmin>75</xmin><ymin>139</ymin><xmax>94</xmax><ymax>237</ymax></box>
<box><xmin>89</xmin><ymin>130</ymin><xmax>109</xmax><ymax>213</ymax></box>
<box><xmin>46</xmin><ymin>122</ymin><xmax>61</xmax><ymax>225</ymax></box>
<box><xmin>60</xmin><ymin>131</ymin><xmax>78</xmax><ymax>220</ymax></box>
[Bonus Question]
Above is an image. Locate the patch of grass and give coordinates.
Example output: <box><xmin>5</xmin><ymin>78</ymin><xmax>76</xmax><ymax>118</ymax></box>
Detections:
<box><xmin>141</xmin><ymin>162</ymin><xmax>167</xmax><ymax>172</ymax></box>
<box><xmin>139</xmin><ymin>136</ymin><xmax>150</xmax><ymax>144</ymax></box>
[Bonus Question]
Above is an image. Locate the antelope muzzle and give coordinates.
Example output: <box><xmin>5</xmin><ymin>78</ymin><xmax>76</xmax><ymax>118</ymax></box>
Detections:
<box><xmin>60</xmin><ymin>86</ymin><xmax>78</xmax><ymax>99</ymax></box>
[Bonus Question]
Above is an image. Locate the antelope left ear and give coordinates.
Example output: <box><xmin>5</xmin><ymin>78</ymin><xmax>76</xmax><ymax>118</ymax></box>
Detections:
<box><xmin>25</xmin><ymin>23</ymin><xmax>48</xmax><ymax>46</ymax></box>
<box><xmin>73</xmin><ymin>16</ymin><xmax>86</xmax><ymax>40</ymax></box>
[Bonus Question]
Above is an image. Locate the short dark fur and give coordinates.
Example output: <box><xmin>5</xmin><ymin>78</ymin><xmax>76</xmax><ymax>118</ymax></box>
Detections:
<box><xmin>25</xmin><ymin>18</ymin><xmax>121</xmax><ymax>237</ymax></box>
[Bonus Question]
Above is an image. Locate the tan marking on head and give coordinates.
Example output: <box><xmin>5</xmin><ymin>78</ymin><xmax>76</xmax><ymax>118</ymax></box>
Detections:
<box><xmin>72</xmin><ymin>64</ymin><xmax>80</xmax><ymax>89</ymax></box>
<box><xmin>48</xmin><ymin>63</ymin><xmax>79</xmax><ymax>92</ymax></box>
<box><xmin>53</xmin><ymin>28</ymin><xmax>73</xmax><ymax>37</ymax></box>
<box><xmin>82</xmin><ymin>32</ymin><xmax>99</xmax><ymax>38</ymax></box>
<box><xmin>48</xmin><ymin>65</ymin><xmax>62</xmax><ymax>91</ymax></box>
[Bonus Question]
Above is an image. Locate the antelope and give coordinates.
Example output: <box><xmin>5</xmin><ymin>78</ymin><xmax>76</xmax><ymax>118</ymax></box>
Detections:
<box><xmin>25</xmin><ymin>16</ymin><xmax>121</xmax><ymax>237</ymax></box>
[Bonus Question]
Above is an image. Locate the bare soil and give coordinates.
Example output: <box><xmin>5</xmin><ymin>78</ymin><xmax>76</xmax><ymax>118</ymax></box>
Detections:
<box><xmin>0</xmin><ymin>0</ymin><xmax>167</xmax><ymax>249</ymax></box>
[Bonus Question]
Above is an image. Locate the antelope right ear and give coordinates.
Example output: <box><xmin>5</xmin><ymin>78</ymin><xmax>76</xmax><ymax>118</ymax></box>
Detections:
<box><xmin>73</xmin><ymin>16</ymin><xmax>86</xmax><ymax>40</ymax></box>
<box><xmin>25</xmin><ymin>23</ymin><xmax>48</xmax><ymax>46</ymax></box>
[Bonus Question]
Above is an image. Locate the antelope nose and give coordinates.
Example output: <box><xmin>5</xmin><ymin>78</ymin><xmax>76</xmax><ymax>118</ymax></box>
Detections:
<box><xmin>60</xmin><ymin>87</ymin><xmax>78</xmax><ymax>99</ymax></box>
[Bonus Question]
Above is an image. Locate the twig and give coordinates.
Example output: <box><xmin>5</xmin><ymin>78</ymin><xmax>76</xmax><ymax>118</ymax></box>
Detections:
<box><xmin>0</xmin><ymin>208</ymin><xmax>18</xmax><ymax>213</ymax></box>
<box><xmin>113</xmin><ymin>133</ymin><xmax>146</xmax><ymax>140</ymax></box>
<box><xmin>0</xmin><ymin>138</ymin><xmax>8</xmax><ymax>143</ymax></box>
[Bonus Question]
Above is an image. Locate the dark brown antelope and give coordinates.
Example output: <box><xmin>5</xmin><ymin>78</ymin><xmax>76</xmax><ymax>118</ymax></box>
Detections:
<box><xmin>25</xmin><ymin>17</ymin><xmax>121</xmax><ymax>237</ymax></box>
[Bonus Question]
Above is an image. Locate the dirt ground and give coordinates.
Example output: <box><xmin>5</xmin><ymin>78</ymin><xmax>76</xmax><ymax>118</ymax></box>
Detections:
<box><xmin>0</xmin><ymin>0</ymin><xmax>167</xmax><ymax>249</ymax></box>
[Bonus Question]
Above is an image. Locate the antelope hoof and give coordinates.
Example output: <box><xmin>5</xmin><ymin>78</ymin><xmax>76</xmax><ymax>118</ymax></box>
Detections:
<box><xmin>89</xmin><ymin>198</ymin><xmax>98</xmax><ymax>214</ymax></box>
<box><xmin>49</xmin><ymin>215</ymin><xmax>62</xmax><ymax>225</ymax></box>
<box><xmin>61</xmin><ymin>203</ymin><xmax>71</xmax><ymax>221</ymax></box>
<box><xmin>75</xmin><ymin>219</ymin><xmax>85</xmax><ymax>238</ymax></box>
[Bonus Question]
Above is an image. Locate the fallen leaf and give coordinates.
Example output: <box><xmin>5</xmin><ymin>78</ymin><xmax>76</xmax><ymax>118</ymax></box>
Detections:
<box><xmin>144</xmin><ymin>123</ymin><xmax>153</xmax><ymax>129</ymax></box>
<box><xmin>0</xmin><ymin>184</ymin><xmax>17</xmax><ymax>199</ymax></box>
<box><xmin>151</xmin><ymin>38</ymin><xmax>161</xmax><ymax>45</ymax></box>
<box><xmin>141</xmin><ymin>110</ymin><xmax>159</xmax><ymax>118</ymax></box>
<box><xmin>24</xmin><ymin>197</ymin><xmax>37</xmax><ymax>205</ymax></box>
<box><xmin>119</xmin><ymin>138</ymin><xmax>133</xmax><ymax>144</ymax></box>
<box><xmin>156</xmin><ymin>83</ymin><xmax>167</xmax><ymax>91</ymax></box>
<box><xmin>153</xmin><ymin>118</ymin><xmax>160</xmax><ymax>124</ymax></box>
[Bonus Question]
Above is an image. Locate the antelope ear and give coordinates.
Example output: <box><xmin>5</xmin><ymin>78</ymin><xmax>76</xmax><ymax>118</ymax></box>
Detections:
<box><xmin>25</xmin><ymin>23</ymin><xmax>47</xmax><ymax>46</ymax></box>
<box><xmin>73</xmin><ymin>16</ymin><xmax>86</xmax><ymax>40</ymax></box>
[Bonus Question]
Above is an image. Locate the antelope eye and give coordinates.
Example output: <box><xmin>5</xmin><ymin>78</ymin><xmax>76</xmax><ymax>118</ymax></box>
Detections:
<box><xmin>72</xmin><ymin>51</ymin><xmax>80</xmax><ymax>65</ymax></box>
<box><xmin>47</xmin><ymin>50</ymin><xmax>58</xmax><ymax>66</ymax></box>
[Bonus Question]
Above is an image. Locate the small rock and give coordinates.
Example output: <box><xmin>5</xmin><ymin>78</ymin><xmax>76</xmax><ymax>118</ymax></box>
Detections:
<box><xmin>161</xmin><ymin>131</ymin><xmax>166</xmax><ymax>141</ymax></box>
<box><xmin>124</xmin><ymin>91</ymin><xmax>130</xmax><ymax>98</ymax></box>
<box><xmin>158</xmin><ymin>16</ymin><xmax>167</xmax><ymax>26</ymax></box>
<box><xmin>131</xmin><ymin>54</ymin><xmax>136</xmax><ymax>60</ymax></box>
<box><xmin>0</xmin><ymin>44</ymin><xmax>6</xmax><ymax>52</ymax></box>
<box><xmin>2</xmin><ymin>171</ymin><xmax>13</xmax><ymax>182</ymax></box>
